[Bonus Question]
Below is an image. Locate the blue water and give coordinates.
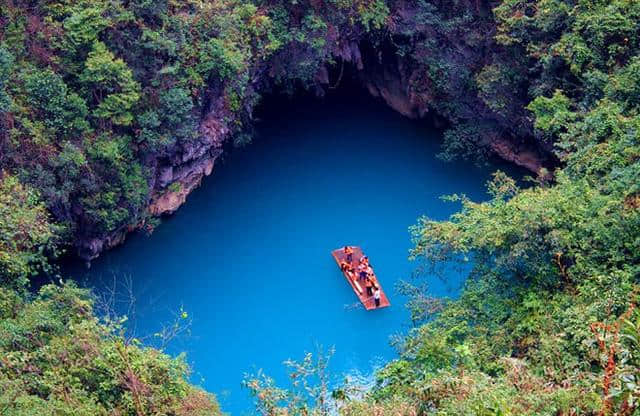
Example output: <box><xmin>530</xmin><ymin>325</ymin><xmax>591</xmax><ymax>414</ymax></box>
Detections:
<box><xmin>64</xmin><ymin>88</ymin><xmax>522</xmax><ymax>414</ymax></box>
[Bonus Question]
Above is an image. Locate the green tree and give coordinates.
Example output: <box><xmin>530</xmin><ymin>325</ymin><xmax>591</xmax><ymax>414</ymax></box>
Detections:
<box><xmin>62</xmin><ymin>3</ymin><xmax>109</xmax><ymax>55</ymax></box>
<box><xmin>79</xmin><ymin>134</ymin><xmax>148</xmax><ymax>233</ymax></box>
<box><xmin>197</xmin><ymin>38</ymin><xmax>246</xmax><ymax>81</ymax></box>
<box><xmin>136</xmin><ymin>86</ymin><xmax>196</xmax><ymax>152</ymax></box>
<box><xmin>80</xmin><ymin>41</ymin><xmax>140</xmax><ymax>126</ymax></box>
<box><xmin>0</xmin><ymin>46</ymin><xmax>13</xmax><ymax>114</ymax></box>
<box><xmin>22</xmin><ymin>69</ymin><xmax>90</xmax><ymax>137</ymax></box>
<box><xmin>527</xmin><ymin>90</ymin><xmax>577</xmax><ymax>140</ymax></box>
<box><xmin>0</xmin><ymin>174</ymin><xmax>62</xmax><ymax>287</ymax></box>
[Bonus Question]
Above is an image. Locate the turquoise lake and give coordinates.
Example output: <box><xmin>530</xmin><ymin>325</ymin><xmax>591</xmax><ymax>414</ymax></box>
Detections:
<box><xmin>65</xmin><ymin>87</ymin><xmax>522</xmax><ymax>414</ymax></box>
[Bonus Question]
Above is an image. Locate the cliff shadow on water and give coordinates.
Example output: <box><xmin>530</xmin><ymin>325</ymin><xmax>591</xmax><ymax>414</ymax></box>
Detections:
<box><xmin>60</xmin><ymin>81</ymin><xmax>527</xmax><ymax>414</ymax></box>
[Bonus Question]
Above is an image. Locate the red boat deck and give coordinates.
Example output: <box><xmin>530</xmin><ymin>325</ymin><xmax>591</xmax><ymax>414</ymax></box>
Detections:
<box><xmin>331</xmin><ymin>246</ymin><xmax>390</xmax><ymax>310</ymax></box>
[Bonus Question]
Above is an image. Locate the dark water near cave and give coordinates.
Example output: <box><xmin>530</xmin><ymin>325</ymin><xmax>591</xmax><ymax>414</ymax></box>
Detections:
<box><xmin>63</xmin><ymin>87</ymin><xmax>523</xmax><ymax>414</ymax></box>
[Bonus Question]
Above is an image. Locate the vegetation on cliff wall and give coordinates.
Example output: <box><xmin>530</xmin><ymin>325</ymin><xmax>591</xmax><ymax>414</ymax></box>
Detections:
<box><xmin>0</xmin><ymin>283</ymin><xmax>221</xmax><ymax>415</ymax></box>
<box><xmin>0</xmin><ymin>0</ymin><xmax>389</xmax><ymax>258</ymax></box>
<box><xmin>0</xmin><ymin>175</ymin><xmax>221</xmax><ymax>414</ymax></box>
<box><xmin>0</xmin><ymin>174</ymin><xmax>62</xmax><ymax>287</ymax></box>
<box><xmin>1</xmin><ymin>0</ymin><xmax>639</xmax><ymax>415</ymax></box>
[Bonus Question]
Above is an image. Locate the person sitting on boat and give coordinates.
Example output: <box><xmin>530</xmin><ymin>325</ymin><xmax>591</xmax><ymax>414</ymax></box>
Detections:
<box><xmin>344</xmin><ymin>246</ymin><xmax>353</xmax><ymax>263</ymax></box>
<box><xmin>359</xmin><ymin>255</ymin><xmax>369</xmax><ymax>266</ymax></box>
<box><xmin>374</xmin><ymin>287</ymin><xmax>381</xmax><ymax>307</ymax></box>
<box><xmin>357</xmin><ymin>262</ymin><xmax>368</xmax><ymax>281</ymax></box>
<box><xmin>365</xmin><ymin>276</ymin><xmax>374</xmax><ymax>296</ymax></box>
<box><xmin>366</xmin><ymin>264</ymin><xmax>374</xmax><ymax>276</ymax></box>
<box><xmin>369</xmin><ymin>275</ymin><xmax>379</xmax><ymax>289</ymax></box>
<box><xmin>340</xmin><ymin>261</ymin><xmax>355</xmax><ymax>278</ymax></box>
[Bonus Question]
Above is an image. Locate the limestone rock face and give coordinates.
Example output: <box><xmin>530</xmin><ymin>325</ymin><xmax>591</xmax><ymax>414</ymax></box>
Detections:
<box><xmin>360</xmin><ymin>58</ymin><xmax>547</xmax><ymax>174</ymax></box>
<box><xmin>365</xmin><ymin>63</ymin><xmax>430</xmax><ymax>119</ymax></box>
<box><xmin>76</xmin><ymin>96</ymin><xmax>229</xmax><ymax>261</ymax></box>
<box><xmin>489</xmin><ymin>138</ymin><xmax>545</xmax><ymax>174</ymax></box>
<box><xmin>149</xmin><ymin>157</ymin><xmax>216</xmax><ymax>216</ymax></box>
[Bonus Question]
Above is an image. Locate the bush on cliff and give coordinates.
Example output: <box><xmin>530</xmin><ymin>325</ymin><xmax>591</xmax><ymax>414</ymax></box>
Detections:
<box><xmin>0</xmin><ymin>283</ymin><xmax>222</xmax><ymax>416</ymax></box>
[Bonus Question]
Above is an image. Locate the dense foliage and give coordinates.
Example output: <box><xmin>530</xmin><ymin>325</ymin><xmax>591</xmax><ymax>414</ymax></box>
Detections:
<box><xmin>0</xmin><ymin>173</ymin><xmax>62</xmax><ymax>287</ymax></box>
<box><xmin>0</xmin><ymin>167</ymin><xmax>220</xmax><ymax>415</ymax></box>
<box><xmin>0</xmin><ymin>283</ymin><xmax>221</xmax><ymax>415</ymax></box>
<box><xmin>0</xmin><ymin>0</ymin><xmax>639</xmax><ymax>414</ymax></box>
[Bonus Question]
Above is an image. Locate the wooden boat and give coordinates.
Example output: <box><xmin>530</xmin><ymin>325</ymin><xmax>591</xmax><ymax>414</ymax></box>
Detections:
<box><xmin>331</xmin><ymin>246</ymin><xmax>390</xmax><ymax>310</ymax></box>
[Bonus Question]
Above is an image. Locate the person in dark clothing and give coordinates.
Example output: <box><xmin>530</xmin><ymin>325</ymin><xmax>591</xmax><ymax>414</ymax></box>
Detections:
<box><xmin>365</xmin><ymin>276</ymin><xmax>374</xmax><ymax>296</ymax></box>
<box><xmin>374</xmin><ymin>288</ymin><xmax>381</xmax><ymax>307</ymax></box>
<box><xmin>344</xmin><ymin>246</ymin><xmax>353</xmax><ymax>263</ymax></box>
<box><xmin>357</xmin><ymin>262</ymin><xmax>367</xmax><ymax>281</ymax></box>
